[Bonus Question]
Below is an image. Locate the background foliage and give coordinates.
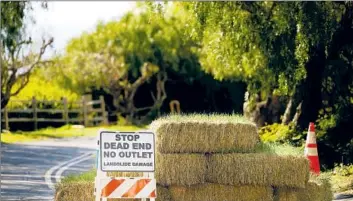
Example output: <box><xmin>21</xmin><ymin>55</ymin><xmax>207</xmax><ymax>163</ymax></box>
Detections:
<box><xmin>3</xmin><ymin>2</ymin><xmax>353</xmax><ymax>168</ymax></box>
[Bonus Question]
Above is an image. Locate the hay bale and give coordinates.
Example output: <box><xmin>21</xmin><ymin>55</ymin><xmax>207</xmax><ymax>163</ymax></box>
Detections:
<box><xmin>206</xmin><ymin>153</ymin><xmax>309</xmax><ymax>188</ymax></box>
<box><xmin>55</xmin><ymin>182</ymin><xmax>171</xmax><ymax>201</ymax></box>
<box><xmin>298</xmin><ymin>178</ymin><xmax>333</xmax><ymax>201</ymax></box>
<box><xmin>274</xmin><ymin>178</ymin><xmax>333</xmax><ymax>201</ymax></box>
<box><xmin>55</xmin><ymin>182</ymin><xmax>94</xmax><ymax>201</ymax></box>
<box><xmin>169</xmin><ymin>183</ymin><xmax>273</xmax><ymax>201</ymax></box>
<box><xmin>273</xmin><ymin>187</ymin><xmax>300</xmax><ymax>201</ymax></box>
<box><xmin>150</xmin><ymin>114</ymin><xmax>259</xmax><ymax>153</ymax></box>
<box><xmin>155</xmin><ymin>185</ymin><xmax>174</xmax><ymax>201</ymax></box>
<box><xmin>156</xmin><ymin>153</ymin><xmax>206</xmax><ymax>186</ymax></box>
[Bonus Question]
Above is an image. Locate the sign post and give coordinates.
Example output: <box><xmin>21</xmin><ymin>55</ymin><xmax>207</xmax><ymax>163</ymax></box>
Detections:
<box><xmin>94</xmin><ymin>130</ymin><xmax>156</xmax><ymax>201</ymax></box>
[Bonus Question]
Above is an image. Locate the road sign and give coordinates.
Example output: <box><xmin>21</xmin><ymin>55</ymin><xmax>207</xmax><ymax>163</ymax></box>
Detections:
<box><xmin>99</xmin><ymin>131</ymin><xmax>155</xmax><ymax>172</ymax></box>
<box><xmin>100</xmin><ymin>177</ymin><xmax>156</xmax><ymax>199</ymax></box>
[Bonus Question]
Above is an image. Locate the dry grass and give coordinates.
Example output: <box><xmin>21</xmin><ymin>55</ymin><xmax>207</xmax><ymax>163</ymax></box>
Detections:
<box><xmin>150</xmin><ymin>114</ymin><xmax>259</xmax><ymax>153</ymax></box>
<box><xmin>273</xmin><ymin>188</ymin><xmax>300</xmax><ymax>201</ymax></box>
<box><xmin>169</xmin><ymin>183</ymin><xmax>273</xmax><ymax>201</ymax></box>
<box><xmin>55</xmin><ymin>182</ymin><xmax>94</xmax><ymax>201</ymax></box>
<box><xmin>155</xmin><ymin>153</ymin><xmax>206</xmax><ymax>186</ymax></box>
<box><xmin>206</xmin><ymin>153</ymin><xmax>310</xmax><ymax>188</ymax></box>
<box><xmin>274</xmin><ymin>176</ymin><xmax>333</xmax><ymax>201</ymax></box>
<box><xmin>55</xmin><ymin>181</ymin><xmax>171</xmax><ymax>201</ymax></box>
<box><xmin>299</xmin><ymin>176</ymin><xmax>333</xmax><ymax>201</ymax></box>
<box><xmin>154</xmin><ymin>185</ymin><xmax>173</xmax><ymax>201</ymax></box>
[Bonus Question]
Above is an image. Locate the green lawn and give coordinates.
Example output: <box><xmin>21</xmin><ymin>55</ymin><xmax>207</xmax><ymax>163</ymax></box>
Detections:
<box><xmin>1</xmin><ymin>124</ymin><xmax>146</xmax><ymax>143</ymax></box>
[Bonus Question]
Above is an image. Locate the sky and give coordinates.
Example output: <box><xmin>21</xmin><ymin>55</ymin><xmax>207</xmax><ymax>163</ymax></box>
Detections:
<box><xmin>27</xmin><ymin>1</ymin><xmax>136</xmax><ymax>58</ymax></box>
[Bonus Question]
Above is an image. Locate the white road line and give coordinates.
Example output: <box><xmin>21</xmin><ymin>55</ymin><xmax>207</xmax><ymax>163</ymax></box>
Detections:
<box><xmin>44</xmin><ymin>152</ymin><xmax>92</xmax><ymax>190</ymax></box>
<box><xmin>55</xmin><ymin>154</ymin><xmax>93</xmax><ymax>183</ymax></box>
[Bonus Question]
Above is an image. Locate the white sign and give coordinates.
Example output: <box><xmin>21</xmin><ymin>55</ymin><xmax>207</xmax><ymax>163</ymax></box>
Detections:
<box><xmin>100</xmin><ymin>131</ymin><xmax>155</xmax><ymax>172</ymax></box>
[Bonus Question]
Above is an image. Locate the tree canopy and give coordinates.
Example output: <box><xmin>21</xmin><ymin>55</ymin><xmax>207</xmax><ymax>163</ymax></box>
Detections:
<box><xmin>181</xmin><ymin>2</ymin><xmax>352</xmax><ymax>128</ymax></box>
<box><xmin>57</xmin><ymin>5</ymin><xmax>200</xmax><ymax>121</ymax></box>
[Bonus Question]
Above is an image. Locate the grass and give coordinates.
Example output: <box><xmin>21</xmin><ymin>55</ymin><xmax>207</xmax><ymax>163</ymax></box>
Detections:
<box><xmin>254</xmin><ymin>142</ymin><xmax>304</xmax><ymax>156</ymax></box>
<box><xmin>331</xmin><ymin>174</ymin><xmax>353</xmax><ymax>194</ymax></box>
<box><xmin>153</xmin><ymin>113</ymin><xmax>253</xmax><ymax>124</ymax></box>
<box><xmin>59</xmin><ymin>169</ymin><xmax>96</xmax><ymax>184</ymax></box>
<box><xmin>321</xmin><ymin>164</ymin><xmax>353</xmax><ymax>194</ymax></box>
<box><xmin>1</xmin><ymin>124</ymin><xmax>146</xmax><ymax>143</ymax></box>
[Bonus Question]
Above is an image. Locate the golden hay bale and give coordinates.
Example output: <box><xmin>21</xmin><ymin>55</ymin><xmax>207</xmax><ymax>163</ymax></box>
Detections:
<box><xmin>155</xmin><ymin>185</ymin><xmax>174</xmax><ymax>201</ymax></box>
<box><xmin>274</xmin><ymin>179</ymin><xmax>333</xmax><ymax>201</ymax></box>
<box><xmin>206</xmin><ymin>153</ymin><xmax>310</xmax><ymax>188</ymax></box>
<box><xmin>55</xmin><ymin>182</ymin><xmax>171</xmax><ymax>201</ymax></box>
<box><xmin>169</xmin><ymin>183</ymin><xmax>273</xmax><ymax>201</ymax></box>
<box><xmin>150</xmin><ymin>114</ymin><xmax>259</xmax><ymax>153</ymax></box>
<box><xmin>299</xmin><ymin>178</ymin><xmax>333</xmax><ymax>201</ymax></box>
<box><xmin>273</xmin><ymin>187</ymin><xmax>300</xmax><ymax>201</ymax></box>
<box><xmin>156</xmin><ymin>153</ymin><xmax>206</xmax><ymax>186</ymax></box>
<box><xmin>55</xmin><ymin>182</ymin><xmax>94</xmax><ymax>201</ymax></box>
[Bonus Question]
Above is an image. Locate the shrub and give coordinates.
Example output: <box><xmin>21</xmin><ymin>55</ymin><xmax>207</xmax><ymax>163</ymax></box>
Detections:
<box><xmin>333</xmin><ymin>164</ymin><xmax>353</xmax><ymax>176</ymax></box>
<box><xmin>8</xmin><ymin>70</ymin><xmax>80</xmax><ymax>109</ymax></box>
<box><xmin>259</xmin><ymin>123</ymin><xmax>304</xmax><ymax>144</ymax></box>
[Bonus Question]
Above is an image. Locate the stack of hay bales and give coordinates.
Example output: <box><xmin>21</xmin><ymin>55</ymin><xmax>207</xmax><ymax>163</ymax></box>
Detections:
<box><xmin>54</xmin><ymin>114</ymin><xmax>333</xmax><ymax>201</ymax></box>
<box><xmin>150</xmin><ymin>114</ymin><xmax>332</xmax><ymax>201</ymax></box>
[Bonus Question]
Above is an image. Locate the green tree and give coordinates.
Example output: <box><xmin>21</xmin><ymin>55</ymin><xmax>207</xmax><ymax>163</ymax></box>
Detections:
<box><xmin>58</xmin><ymin>5</ymin><xmax>199</xmax><ymax>122</ymax></box>
<box><xmin>183</xmin><ymin>2</ymin><xmax>352</xmax><ymax>130</ymax></box>
<box><xmin>1</xmin><ymin>1</ymin><xmax>53</xmax><ymax>108</ymax></box>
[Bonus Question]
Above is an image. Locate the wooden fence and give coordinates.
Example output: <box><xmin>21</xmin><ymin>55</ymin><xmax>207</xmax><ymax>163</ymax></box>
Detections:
<box><xmin>1</xmin><ymin>96</ymin><xmax>108</xmax><ymax>130</ymax></box>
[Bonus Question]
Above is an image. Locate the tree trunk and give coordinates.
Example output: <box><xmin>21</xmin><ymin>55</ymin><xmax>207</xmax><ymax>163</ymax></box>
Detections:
<box><xmin>140</xmin><ymin>72</ymin><xmax>168</xmax><ymax>123</ymax></box>
<box><xmin>292</xmin><ymin>102</ymin><xmax>302</xmax><ymax>126</ymax></box>
<box><xmin>282</xmin><ymin>97</ymin><xmax>293</xmax><ymax>125</ymax></box>
<box><xmin>1</xmin><ymin>92</ymin><xmax>10</xmax><ymax>109</ymax></box>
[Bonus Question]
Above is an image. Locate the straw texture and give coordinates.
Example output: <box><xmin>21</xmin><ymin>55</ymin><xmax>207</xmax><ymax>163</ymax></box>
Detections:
<box><xmin>169</xmin><ymin>183</ymin><xmax>273</xmax><ymax>201</ymax></box>
<box><xmin>150</xmin><ymin>114</ymin><xmax>259</xmax><ymax>153</ymax></box>
<box><xmin>155</xmin><ymin>153</ymin><xmax>207</xmax><ymax>186</ymax></box>
<box><xmin>275</xmin><ymin>179</ymin><xmax>333</xmax><ymax>201</ymax></box>
<box><xmin>206</xmin><ymin>153</ymin><xmax>310</xmax><ymax>188</ymax></box>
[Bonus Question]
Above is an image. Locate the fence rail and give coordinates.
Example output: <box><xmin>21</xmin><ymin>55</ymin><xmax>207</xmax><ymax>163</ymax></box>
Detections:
<box><xmin>1</xmin><ymin>95</ymin><xmax>108</xmax><ymax>130</ymax></box>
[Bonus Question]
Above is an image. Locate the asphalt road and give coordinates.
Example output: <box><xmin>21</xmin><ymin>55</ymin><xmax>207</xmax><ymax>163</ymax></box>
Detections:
<box><xmin>335</xmin><ymin>195</ymin><xmax>353</xmax><ymax>201</ymax></box>
<box><xmin>0</xmin><ymin>136</ymin><xmax>352</xmax><ymax>201</ymax></box>
<box><xmin>1</xmin><ymin>137</ymin><xmax>97</xmax><ymax>201</ymax></box>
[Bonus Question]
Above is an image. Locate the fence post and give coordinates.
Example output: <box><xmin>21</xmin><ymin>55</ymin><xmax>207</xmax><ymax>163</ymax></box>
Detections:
<box><xmin>63</xmin><ymin>97</ymin><xmax>69</xmax><ymax>125</ymax></box>
<box><xmin>32</xmin><ymin>96</ymin><xmax>38</xmax><ymax>130</ymax></box>
<box><xmin>99</xmin><ymin>96</ymin><xmax>108</xmax><ymax>125</ymax></box>
<box><xmin>82</xmin><ymin>96</ymin><xmax>88</xmax><ymax>126</ymax></box>
<box><xmin>4</xmin><ymin>107</ymin><xmax>9</xmax><ymax>130</ymax></box>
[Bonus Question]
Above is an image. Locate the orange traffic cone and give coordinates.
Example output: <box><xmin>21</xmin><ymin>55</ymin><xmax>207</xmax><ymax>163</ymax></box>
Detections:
<box><xmin>304</xmin><ymin>122</ymin><xmax>320</xmax><ymax>175</ymax></box>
